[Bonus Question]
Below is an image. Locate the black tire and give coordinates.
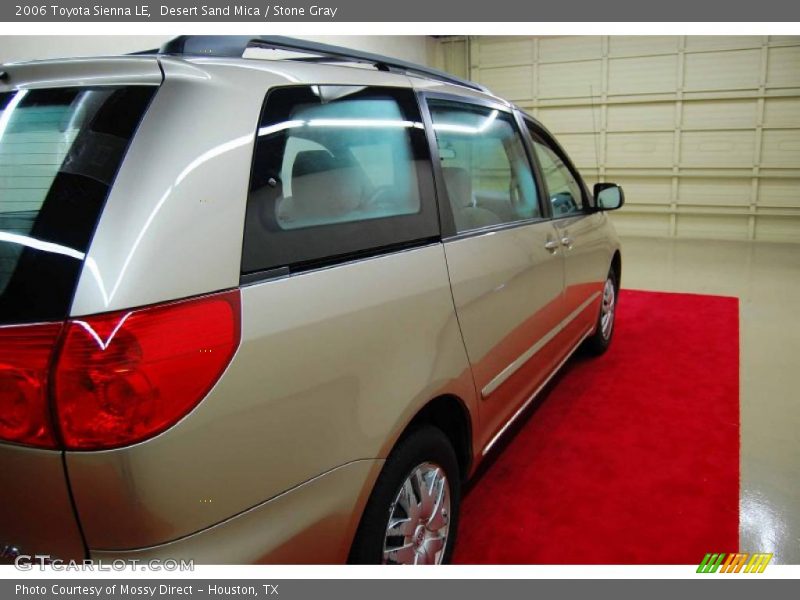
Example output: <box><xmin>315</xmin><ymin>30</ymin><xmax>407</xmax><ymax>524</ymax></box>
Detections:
<box><xmin>348</xmin><ymin>425</ymin><xmax>461</xmax><ymax>564</ymax></box>
<box><xmin>583</xmin><ymin>266</ymin><xmax>619</xmax><ymax>356</ymax></box>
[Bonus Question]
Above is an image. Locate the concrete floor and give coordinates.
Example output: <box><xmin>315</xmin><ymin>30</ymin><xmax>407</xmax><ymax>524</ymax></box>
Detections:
<box><xmin>619</xmin><ymin>236</ymin><xmax>800</xmax><ymax>564</ymax></box>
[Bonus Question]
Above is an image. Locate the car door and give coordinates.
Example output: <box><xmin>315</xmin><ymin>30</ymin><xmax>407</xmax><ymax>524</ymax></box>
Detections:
<box><xmin>525</xmin><ymin>121</ymin><xmax>610</xmax><ymax>352</ymax></box>
<box><xmin>424</xmin><ymin>96</ymin><xmax>566</xmax><ymax>454</ymax></box>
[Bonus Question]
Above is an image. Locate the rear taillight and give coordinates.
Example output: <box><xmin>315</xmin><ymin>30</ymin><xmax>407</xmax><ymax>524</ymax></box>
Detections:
<box><xmin>53</xmin><ymin>290</ymin><xmax>241</xmax><ymax>450</ymax></box>
<box><xmin>0</xmin><ymin>323</ymin><xmax>62</xmax><ymax>449</ymax></box>
<box><xmin>0</xmin><ymin>289</ymin><xmax>240</xmax><ymax>451</ymax></box>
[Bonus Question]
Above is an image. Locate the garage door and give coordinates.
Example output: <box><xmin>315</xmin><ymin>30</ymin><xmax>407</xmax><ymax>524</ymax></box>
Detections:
<box><xmin>435</xmin><ymin>36</ymin><xmax>800</xmax><ymax>243</ymax></box>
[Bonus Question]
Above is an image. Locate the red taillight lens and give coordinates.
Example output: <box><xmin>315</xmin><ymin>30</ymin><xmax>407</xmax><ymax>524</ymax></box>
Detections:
<box><xmin>54</xmin><ymin>290</ymin><xmax>241</xmax><ymax>450</ymax></box>
<box><xmin>0</xmin><ymin>322</ymin><xmax>62</xmax><ymax>448</ymax></box>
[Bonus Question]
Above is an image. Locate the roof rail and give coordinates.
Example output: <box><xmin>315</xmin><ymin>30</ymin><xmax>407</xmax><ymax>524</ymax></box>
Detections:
<box><xmin>156</xmin><ymin>35</ymin><xmax>489</xmax><ymax>94</ymax></box>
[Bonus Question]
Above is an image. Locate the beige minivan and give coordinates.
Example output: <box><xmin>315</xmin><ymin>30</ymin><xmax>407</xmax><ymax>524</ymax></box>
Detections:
<box><xmin>0</xmin><ymin>36</ymin><xmax>623</xmax><ymax>565</ymax></box>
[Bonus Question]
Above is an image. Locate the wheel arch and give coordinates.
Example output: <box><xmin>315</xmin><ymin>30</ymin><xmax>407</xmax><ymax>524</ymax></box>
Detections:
<box><xmin>398</xmin><ymin>393</ymin><xmax>474</xmax><ymax>483</ymax></box>
<box><xmin>346</xmin><ymin>393</ymin><xmax>473</xmax><ymax>563</ymax></box>
<box><xmin>611</xmin><ymin>249</ymin><xmax>622</xmax><ymax>289</ymax></box>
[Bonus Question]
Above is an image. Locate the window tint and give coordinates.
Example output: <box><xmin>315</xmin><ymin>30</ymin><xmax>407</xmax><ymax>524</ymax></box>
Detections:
<box><xmin>0</xmin><ymin>86</ymin><xmax>156</xmax><ymax>325</ymax></box>
<box><xmin>529</xmin><ymin>129</ymin><xmax>585</xmax><ymax>217</ymax></box>
<box><xmin>428</xmin><ymin>100</ymin><xmax>539</xmax><ymax>234</ymax></box>
<box><xmin>244</xmin><ymin>86</ymin><xmax>437</xmax><ymax>274</ymax></box>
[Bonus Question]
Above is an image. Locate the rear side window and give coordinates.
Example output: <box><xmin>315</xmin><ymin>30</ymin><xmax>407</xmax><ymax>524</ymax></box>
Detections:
<box><xmin>0</xmin><ymin>86</ymin><xmax>156</xmax><ymax>325</ymax></box>
<box><xmin>243</xmin><ymin>85</ymin><xmax>438</xmax><ymax>275</ymax></box>
<box><xmin>428</xmin><ymin>99</ymin><xmax>540</xmax><ymax>234</ymax></box>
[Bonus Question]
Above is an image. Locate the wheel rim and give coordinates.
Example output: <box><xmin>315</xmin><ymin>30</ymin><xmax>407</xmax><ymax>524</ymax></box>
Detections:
<box><xmin>382</xmin><ymin>461</ymin><xmax>451</xmax><ymax>565</ymax></box>
<box><xmin>600</xmin><ymin>277</ymin><xmax>616</xmax><ymax>340</ymax></box>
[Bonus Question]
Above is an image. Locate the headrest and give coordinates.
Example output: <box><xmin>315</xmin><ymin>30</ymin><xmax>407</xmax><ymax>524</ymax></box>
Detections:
<box><xmin>442</xmin><ymin>166</ymin><xmax>474</xmax><ymax>208</ymax></box>
<box><xmin>292</xmin><ymin>150</ymin><xmax>339</xmax><ymax>180</ymax></box>
<box><xmin>289</xmin><ymin>149</ymin><xmax>362</xmax><ymax>225</ymax></box>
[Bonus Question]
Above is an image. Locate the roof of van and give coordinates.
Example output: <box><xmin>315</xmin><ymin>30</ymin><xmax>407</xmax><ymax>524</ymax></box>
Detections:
<box><xmin>1</xmin><ymin>35</ymin><xmax>504</xmax><ymax>102</ymax></box>
<box><xmin>1</xmin><ymin>53</ymin><xmax>511</xmax><ymax>110</ymax></box>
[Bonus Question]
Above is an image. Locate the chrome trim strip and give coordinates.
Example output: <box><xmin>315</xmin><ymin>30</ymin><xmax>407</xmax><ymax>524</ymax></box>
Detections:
<box><xmin>481</xmin><ymin>327</ymin><xmax>593</xmax><ymax>456</ymax></box>
<box><xmin>441</xmin><ymin>215</ymin><xmax>552</xmax><ymax>243</ymax></box>
<box><xmin>481</xmin><ymin>318</ymin><xmax>562</xmax><ymax>399</ymax></box>
<box><xmin>481</xmin><ymin>291</ymin><xmax>601</xmax><ymax>399</ymax></box>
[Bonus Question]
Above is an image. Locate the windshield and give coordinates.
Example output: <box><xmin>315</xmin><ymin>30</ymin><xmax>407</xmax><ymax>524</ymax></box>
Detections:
<box><xmin>0</xmin><ymin>86</ymin><xmax>156</xmax><ymax>325</ymax></box>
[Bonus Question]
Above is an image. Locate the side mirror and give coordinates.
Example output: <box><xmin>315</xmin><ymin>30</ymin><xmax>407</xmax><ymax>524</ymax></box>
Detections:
<box><xmin>593</xmin><ymin>183</ymin><xmax>625</xmax><ymax>211</ymax></box>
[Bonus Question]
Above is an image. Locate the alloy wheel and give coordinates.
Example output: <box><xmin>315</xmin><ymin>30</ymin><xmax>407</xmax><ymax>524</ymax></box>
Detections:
<box><xmin>601</xmin><ymin>277</ymin><xmax>616</xmax><ymax>340</ymax></box>
<box><xmin>382</xmin><ymin>462</ymin><xmax>451</xmax><ymax>564</ymax></box>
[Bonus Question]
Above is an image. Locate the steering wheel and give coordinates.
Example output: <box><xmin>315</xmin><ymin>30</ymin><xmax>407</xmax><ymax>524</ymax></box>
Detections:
<box><xmin>551</xmin><ymin>192</ymin><xmax>577</xmax><ymax>215</ymax></box>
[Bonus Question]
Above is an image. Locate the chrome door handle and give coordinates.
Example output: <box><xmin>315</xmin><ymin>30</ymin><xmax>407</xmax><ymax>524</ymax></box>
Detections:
<box><xmin>561</xmin><ymin>236</ymin><xmax>574</xmax><ymax>248</ymax></box>
<box><xmin>544</xmin><ymin>240</ymin><xmax>559</xmax><ymax>252</ymax></box>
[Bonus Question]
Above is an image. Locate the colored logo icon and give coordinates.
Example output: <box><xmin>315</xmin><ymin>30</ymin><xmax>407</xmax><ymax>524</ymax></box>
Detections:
<box><xmin>697</xmin><ymin>553</ymin><xmax>773</xmax><ymax>573</ymax></box>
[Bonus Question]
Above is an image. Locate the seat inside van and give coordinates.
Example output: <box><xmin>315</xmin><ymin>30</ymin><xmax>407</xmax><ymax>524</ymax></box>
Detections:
<box><xmin>442</xmin><ymin>166</ymin><xmax>503</xmax><ymax>231</ymax></box>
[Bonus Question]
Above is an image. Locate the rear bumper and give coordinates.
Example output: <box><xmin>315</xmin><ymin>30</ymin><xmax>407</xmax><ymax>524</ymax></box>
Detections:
<box><xmin>90</xmin><ymin>459</ymin><xmax>382</xmax><ymax>564</ymax></box>
<box><xmin>0</xmin><ymin>443</ymin><xmax>85</xmax><ymax>563</ymax></box>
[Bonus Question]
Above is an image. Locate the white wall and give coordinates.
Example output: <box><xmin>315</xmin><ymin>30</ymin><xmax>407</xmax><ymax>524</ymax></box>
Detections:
<box><xmin>0</xmin><ymin>35</ymin><xmax>434</xmax><ymax>66</ymax></box>
<box><xmin>438</xmin><ymin>36</ymin><xmax>800</xmax><ymax>243</ymax></box>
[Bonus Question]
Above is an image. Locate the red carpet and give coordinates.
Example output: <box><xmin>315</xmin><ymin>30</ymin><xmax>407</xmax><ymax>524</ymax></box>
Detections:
<box><xmin>455</xmin><ymin>290</ymin><xmax>739</xmax><ymax>564</ymax></box>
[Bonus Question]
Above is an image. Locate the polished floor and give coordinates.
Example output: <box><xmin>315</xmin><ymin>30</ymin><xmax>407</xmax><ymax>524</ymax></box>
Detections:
<box><xmin>619</xmin><ymin>236</ymin><xmax>800</xmax><ymax>564</ymax></box>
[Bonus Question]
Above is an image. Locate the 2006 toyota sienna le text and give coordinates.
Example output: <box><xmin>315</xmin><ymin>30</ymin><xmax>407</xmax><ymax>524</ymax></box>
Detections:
<box><xmin>0</xmin><ymin>36</ymin><xmax>624</xmax><ymax>565</ymax></box>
